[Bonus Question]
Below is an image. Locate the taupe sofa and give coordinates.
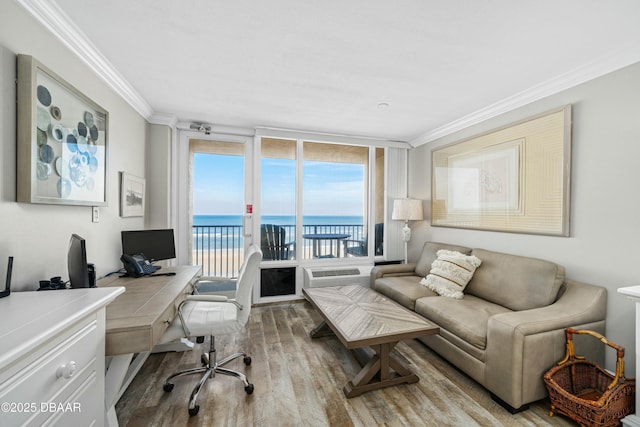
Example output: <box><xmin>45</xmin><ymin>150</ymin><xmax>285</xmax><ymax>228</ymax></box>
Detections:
<box><xmin>371</xmin><ymin>242</ymin><xmax>607</xmax><ymax>411</ymax></box>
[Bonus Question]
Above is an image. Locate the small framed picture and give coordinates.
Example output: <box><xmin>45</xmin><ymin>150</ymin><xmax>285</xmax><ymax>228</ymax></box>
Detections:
<box><xmin>120</xmin><ymin>172</ymin><xmax>145</xmax><ymax>217</ymax></box>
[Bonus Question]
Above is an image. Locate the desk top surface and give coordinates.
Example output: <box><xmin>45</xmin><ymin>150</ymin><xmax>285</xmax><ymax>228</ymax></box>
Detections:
<box><xmin>97</xmin><ymin>265</ymin><xmax>202</xmax><ymax>354</ymax></box>
<box><xmin>98</xmin><ymin>265</ymin><xmax>201</xmax><ymax>332</ymax></box>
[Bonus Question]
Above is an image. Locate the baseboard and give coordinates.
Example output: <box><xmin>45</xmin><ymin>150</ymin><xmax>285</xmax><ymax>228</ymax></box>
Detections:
<box><xmin>490</xmin><ymin>393</ymin><xmax>530</xmax><ymax>414</ymax></box>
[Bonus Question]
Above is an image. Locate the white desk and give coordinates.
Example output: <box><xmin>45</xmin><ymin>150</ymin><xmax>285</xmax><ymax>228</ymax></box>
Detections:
<box><xmin>617</xmin><ymin>285</ymin><xmax>640</xmax><ymax>427</ymax></box>
<box><xmin>0</xmin><ymin>287</ymin><xmax>124</xmax><ymax>427</ymax></box>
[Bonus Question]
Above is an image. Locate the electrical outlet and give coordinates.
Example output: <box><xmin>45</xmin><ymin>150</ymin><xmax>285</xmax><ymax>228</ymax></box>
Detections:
<box><xmin>92</xmin><ymin>206</ymin><xmax>100</xmax><ymax>223</ymax></box>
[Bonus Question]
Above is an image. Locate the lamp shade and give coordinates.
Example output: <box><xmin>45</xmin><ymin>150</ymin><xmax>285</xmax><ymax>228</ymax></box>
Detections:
<box><xmin>392</xmin><ymin>198</ymin><xmax>423</xmax><ymax>221</ymax></box>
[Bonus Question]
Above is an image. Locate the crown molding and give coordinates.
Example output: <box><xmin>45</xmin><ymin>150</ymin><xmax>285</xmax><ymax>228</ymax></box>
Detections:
<box><xmin>149</xmin><ymin>113</ymin><xmax>178</xmax><ymax>127</ymax></box>
<box><xmin>410</xmin><ymin>47</ymin><xmax>640</xmax><ymax>147</ymax></box>
<box><xmin>17</xmin><ymin>0</ymin><xmax>154</xmax><ymax>120</ymax></box>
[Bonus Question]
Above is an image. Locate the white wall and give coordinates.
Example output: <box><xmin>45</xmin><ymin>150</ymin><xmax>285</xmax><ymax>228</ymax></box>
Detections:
<box><xmin>146</xmin><ymin>124</ymin><xmax>172</xmax><ymax>230</ymax></box>
<box><xmin>0</xmin><ymin>2</ymin><xmax>147</xmax><ymax>290</ymax></box>
<box><xmin>408</xmin><ymin>62</ymin><xmax>640</xmax><ymax>374</ymax></box>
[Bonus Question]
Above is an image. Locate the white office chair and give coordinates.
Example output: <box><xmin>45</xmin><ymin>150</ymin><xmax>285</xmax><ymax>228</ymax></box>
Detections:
<box><xmin>192</xmin><ymin>276</ymin><xmax>237</xmax><ymax>299</ymax></box>
<box><xmin>160</xmin><ymin>244</ymin><xmax>262</xmax><ymax>416</ymax></box>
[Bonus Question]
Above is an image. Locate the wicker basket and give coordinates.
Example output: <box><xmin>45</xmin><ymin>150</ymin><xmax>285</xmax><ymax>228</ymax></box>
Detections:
<box><xmin>544</xmin><ymin>328</ymin><xmax>635</xmax><ymax>427</ymax></box>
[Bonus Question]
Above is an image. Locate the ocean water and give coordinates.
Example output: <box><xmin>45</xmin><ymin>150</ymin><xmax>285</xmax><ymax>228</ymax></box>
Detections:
<box><xmin>192</xmin><ymin>215</ymin><xmax>365</xmax><ymax>250</ymax></box>
<box><xmin>193</xmin><ymin>215</ymin><xmax>363</xmax><ymax>226</ymax></box>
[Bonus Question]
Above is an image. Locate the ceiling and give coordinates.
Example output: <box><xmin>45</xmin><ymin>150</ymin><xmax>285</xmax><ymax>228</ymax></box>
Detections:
<box><xmin>23</xmin><ymin>0</ymin><xmax>640</xmax><ymax>144</ymax></box>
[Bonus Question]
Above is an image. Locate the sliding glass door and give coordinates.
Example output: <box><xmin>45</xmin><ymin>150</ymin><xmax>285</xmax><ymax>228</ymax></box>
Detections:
<box><xmin>190</xmin><ymin>139</ymin><xmax>247</xmax><ymax>277</ymax></box>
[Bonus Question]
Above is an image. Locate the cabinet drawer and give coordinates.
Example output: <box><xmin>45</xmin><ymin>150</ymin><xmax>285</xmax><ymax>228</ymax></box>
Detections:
<box><xmin>0</xmin><ymin>321</ymin><xmax>98</xmax><ymax>426</ymax></box>
<box><xmin>153</xmin><ymin>279</ymin><xmax>197</xmax><ymax>342</ymax></box>
<box><xmin>41</xmin><ymin>372</ymin><xmax>99</xmax><ymax>427</ymax></box>
<box><xmin>152</xmin><ymin>300</ymin><xmax>178</xmax><ymax>345</ymax></box>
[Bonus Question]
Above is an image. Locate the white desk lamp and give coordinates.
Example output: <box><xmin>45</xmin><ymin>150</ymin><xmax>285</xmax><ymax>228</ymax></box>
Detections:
<box><xmin>392</xmin><ymin>198</ymin><xmax>424</xmax><ymax>263</ymax></box>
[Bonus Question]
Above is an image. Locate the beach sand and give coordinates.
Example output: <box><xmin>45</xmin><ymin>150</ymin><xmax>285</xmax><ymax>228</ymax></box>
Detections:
<box><xmin>193</xmin><ymin>249</ymin><xmax>243</xmax><ymax>277</ymax></box>
<box><xmin>192</xmin><ymin>239</ymin><xmax>351</xmax><ymax>277</ymax></box>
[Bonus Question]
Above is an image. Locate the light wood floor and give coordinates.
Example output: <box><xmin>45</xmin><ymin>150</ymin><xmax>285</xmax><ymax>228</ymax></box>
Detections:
<box><xmin>115</xmin><ymin>302</ymin><xmax>575</xmax><ymax>427</ymax></box>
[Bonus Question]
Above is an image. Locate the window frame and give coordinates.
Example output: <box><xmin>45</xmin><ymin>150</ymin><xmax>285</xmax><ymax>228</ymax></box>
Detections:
<box><xmin>257</xmin><ymin>133</ymin><xmax>386</xmax><ymax>267</ymax></box>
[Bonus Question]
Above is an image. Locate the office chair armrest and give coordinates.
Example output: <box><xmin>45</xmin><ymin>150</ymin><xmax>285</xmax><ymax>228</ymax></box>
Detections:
<box><xmin>185</xmin><ymin>294</ymin><xmax>243</xmax><ymax>309</ymax></box>
<box><xmin>186</xmin><ymin>294</ymin><xmax>229</xmax><ymax>302</ymax></box>
<box><xmin>176</xmin><ymin>295</ymin><xmax>234</xmax><ymax>337</ymax></box>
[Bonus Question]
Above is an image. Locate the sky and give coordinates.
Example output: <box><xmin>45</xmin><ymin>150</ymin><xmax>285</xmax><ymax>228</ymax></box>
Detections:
<box><xmin>193</xmin><ymin>153</ymin><xmax>365</xmax><ymax>216</ymax></box>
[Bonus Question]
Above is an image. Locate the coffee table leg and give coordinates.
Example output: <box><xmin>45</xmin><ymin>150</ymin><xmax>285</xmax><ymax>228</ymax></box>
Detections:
<box><xmin>309</xmin><ymin>320</ymin><xmax>334</xmax><ymax>338</ymax></box>
<box><xmin>343</xmin><ymin>342</ymin><xmax>419</xmax><ymax>398</ymax></box>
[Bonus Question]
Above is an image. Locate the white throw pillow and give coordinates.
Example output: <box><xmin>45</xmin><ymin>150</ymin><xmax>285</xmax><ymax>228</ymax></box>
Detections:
<box><xmin>420</xmin><ymin>249</ymin><xmax>482</xmax><ymax>299</ymax></box>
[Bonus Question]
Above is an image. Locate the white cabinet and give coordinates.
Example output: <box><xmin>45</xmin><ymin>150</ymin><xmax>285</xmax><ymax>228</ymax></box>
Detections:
<box><xmin>0</xmin><ymin>287</ymin><xmax>124</xmax><ymax>427</ymax></box>
<box><xmin>618</xmin><ymin>286</ymin><xmax>640</xmax><ymax>427</ymax></box>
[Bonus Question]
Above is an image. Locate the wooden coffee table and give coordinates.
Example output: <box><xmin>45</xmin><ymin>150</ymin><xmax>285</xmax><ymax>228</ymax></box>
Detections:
<box><xmin>303</xmin><ymin>284</ymin><xmax>439</xmax><ymax>397</ymax></box>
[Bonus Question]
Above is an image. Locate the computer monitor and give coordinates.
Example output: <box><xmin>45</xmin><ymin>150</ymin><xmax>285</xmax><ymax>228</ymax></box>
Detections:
<box><xmin>68</xmin><ymin>234</ymin><xmax>90</xmax><ymax>288</ymax></box>
<box><xmin>0</xmin><ymin>256</ymin><xmax>12</xmax><ymax>298</ymax></box>
<box><xmin>121</xmin><ymin>229</ymin><xmax>176</xmax><ymax>262</ymax></box>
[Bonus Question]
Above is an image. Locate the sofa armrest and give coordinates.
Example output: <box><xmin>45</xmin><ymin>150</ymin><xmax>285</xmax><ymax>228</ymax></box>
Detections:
<box><xmin>370</xmin><ymin>263</ymin><xmax>417</xmax><ymax>285</ymax></box>
<box><xmin>488</xmin><ymin>280</ymin><xmax>606</xmax><ymax>336</ymax></box>
<box><xmin>484</xmin><ymin>280</ymin><xmax>607</xmax><ymax>409</ymax></box>
<box><xmin>371</xmin><ymin>263</ymin><xmax>417</xmax><ymax>278</ymax></box>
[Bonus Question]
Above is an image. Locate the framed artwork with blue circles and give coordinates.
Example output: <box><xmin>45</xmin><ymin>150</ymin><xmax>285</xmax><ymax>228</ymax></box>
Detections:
<box><xmin>17</xmin><ymin>55</ymin><xmax>108</xmax><ymax>206</ymax></box>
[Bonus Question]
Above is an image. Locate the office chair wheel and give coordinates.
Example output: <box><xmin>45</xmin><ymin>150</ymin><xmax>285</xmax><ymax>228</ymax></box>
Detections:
<box><xmin>245</xmin><ymin>383</ymin><xmax>254</xmax><ymax>394</ymax></box>
<box><xmin>163</xmin><ymin>382</ymin><xmax>174</xmax><ymax>392</ymax></box>
<box><xmin>189</xmin><ymin>405</ymin><xmax>200</xmax><ymax>416</ymax></box>
<box><xmin>243</xmin><ymin>356</ymin><xmax>252</xmax><ymax>366</ymax></box>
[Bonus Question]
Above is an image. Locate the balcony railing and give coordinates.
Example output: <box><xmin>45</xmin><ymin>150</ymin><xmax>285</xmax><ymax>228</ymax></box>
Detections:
<box><xmin>192</xmin><ymin>224</ymin><xmax>365</xmax><ymax>277</ymax></box>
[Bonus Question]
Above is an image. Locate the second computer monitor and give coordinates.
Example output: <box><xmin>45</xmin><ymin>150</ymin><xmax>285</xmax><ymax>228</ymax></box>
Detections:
<box><xmin>121</xmin><ymin>229</ymin><xmax>176</xmax><ymax>262</ymax></box>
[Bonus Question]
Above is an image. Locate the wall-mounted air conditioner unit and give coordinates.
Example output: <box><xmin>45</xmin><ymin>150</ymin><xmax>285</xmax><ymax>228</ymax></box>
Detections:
<box><xmin>303</xmin><ymin>265</ymin><xmax>373</xmax><ymax>289</ymax></box>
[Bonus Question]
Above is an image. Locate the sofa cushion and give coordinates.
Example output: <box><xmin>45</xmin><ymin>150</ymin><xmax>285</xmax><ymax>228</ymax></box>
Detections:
<box><xmin>415</xmin><ymin>294</ymin><xmax>511</xmax><ymax>350</ymax></box>
<box><xmin>465</xmin><ymin>248</ymin><xmax>565</xmax><ymax>311</ymax></box>
<box><xmin>374</xmin><ymin>275</ymin><xmax>437</xmax><ymax>310</ymax></box>
<box><xmin>415</xmin><ymin>242</ymin><xmax>473</xmax><ymax>278</ymax></box>
<box><xmin>421</xmin><ymin>250</ymin><xmax>482</xmax><ymax>299</ymax></box>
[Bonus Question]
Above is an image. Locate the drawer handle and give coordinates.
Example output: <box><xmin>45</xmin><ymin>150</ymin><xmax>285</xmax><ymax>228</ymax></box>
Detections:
<box><xmin>164</xmin><ymin>319</ymin><xmax>172</xmax><ymax>324</ymax></box>
<box><xmin>56</xmin><ymin>361</ymin><xmax>77</xmax><ymax>379</ymax></box>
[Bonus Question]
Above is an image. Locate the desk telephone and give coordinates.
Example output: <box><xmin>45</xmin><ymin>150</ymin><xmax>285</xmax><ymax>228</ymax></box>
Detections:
<box><xmin>121</xmin><ymin>253</ymin><xmax>157</xmax><ymax>277</ymax></box>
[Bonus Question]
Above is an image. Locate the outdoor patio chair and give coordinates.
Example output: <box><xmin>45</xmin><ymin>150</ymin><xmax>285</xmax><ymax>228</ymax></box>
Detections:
<box><xmin>260</xmin><ymin>224</ymin><xmax>295</xmax><ymax>260</ymax></box>
<box><xmin>345</xmin><ymin>223</ymin><xmax>384</xmax><ymax>257</ymax></box>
